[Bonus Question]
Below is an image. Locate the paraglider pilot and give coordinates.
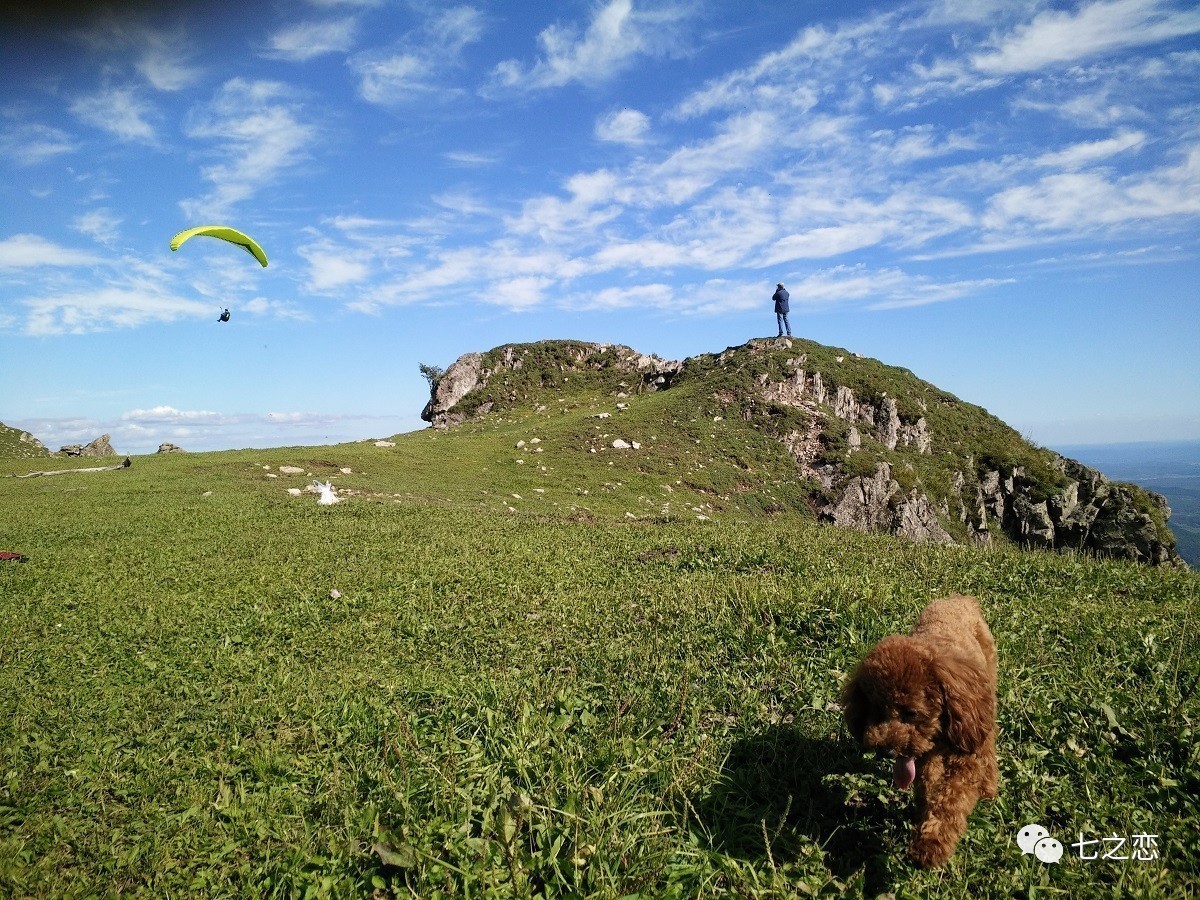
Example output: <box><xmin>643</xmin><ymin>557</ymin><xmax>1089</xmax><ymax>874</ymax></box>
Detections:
<box><xmin>218</xmin><ymin>308</ymin><xmax>231</xmax><ymax>323</ymax></box>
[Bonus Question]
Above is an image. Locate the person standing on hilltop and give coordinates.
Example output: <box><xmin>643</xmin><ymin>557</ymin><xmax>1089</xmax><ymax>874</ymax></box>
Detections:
<box><xmin>773</xmin><ymin>282</ymin><xmax>791</xmax><ymax>337</ymax></box>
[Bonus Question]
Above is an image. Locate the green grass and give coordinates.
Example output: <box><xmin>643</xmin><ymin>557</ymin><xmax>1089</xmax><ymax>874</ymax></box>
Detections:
<box><xmin>0</xmin><ymin>423</ymin><xmax>51</xmax><ymax>460</ymax></box>
<box><xmin>1</xmin><ymin>414</ymin><xmax>1198</xmax><ymax>897</ymax></box>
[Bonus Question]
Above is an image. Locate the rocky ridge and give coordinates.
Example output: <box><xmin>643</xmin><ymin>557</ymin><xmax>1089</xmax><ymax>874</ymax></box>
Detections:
<box><xmin>422</xmin><ymin>338</ymin><xmax>1182</xmax><ymax>567</ymax></box>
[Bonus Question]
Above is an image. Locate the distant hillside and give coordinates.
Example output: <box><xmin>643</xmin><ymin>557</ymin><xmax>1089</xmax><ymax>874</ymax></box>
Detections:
<box><xmin>0</xmin><ymin>421</ymin><xmax>51</xmax><ymax>459</ymax></box>
<box><xmin>421</xmin><ymin>338</ymin><xmax>1183</xmax><ymax>567</ymax></box>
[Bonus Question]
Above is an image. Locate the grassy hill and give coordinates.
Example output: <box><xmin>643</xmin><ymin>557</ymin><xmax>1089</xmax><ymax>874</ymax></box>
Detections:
<box><xmin>2</xmin><ymin>376</ymin><xmax>1198</xmax><ymax>896</ymax></box>
<box><xmin>422</xmin><ymin>338</ymin><xmax>1180</xmax><ymax>564</ymax></box>
<box><xmin>0</xmin><ymin>421</ymin><xmax>51</xmax><ymax>459</ymax></box>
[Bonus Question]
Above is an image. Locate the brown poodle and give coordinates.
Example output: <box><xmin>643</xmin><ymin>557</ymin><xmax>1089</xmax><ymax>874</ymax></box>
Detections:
<box><xmin>841</xmin><ymin>593</ymin><xmax>999</xmax><ymax>868</ymax></box>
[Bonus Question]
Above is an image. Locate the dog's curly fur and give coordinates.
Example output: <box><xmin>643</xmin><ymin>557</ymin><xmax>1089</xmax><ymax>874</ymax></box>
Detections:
<box><xmin>841</xmin><ymin>594</ymin><xmax>999</xmax><ymax>868</ymax></box>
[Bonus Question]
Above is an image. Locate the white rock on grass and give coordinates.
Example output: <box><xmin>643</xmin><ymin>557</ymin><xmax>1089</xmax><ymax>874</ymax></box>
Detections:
<box><xmin>340</xmin><ymin>467</ymin><xmax>352</xmax><ymax>474</ymax></box>
<box><xmin>374</xmin><ymin>441</ymin><xmax>395</xmax><ymax>448</ymax></box>
<box><xmin>287</xmin><ymin>488</ymin><xmax>303</xmax><ymax>496</ymax></box>
<box><xmin>279</xmin><ymin>466</ymin><xmax>304</xmax><ymax>474</ymax></box>
<box><xmin>612</xmin><ymin>439</ymin><xmax>631</xmax><ymax>449</ymax></box>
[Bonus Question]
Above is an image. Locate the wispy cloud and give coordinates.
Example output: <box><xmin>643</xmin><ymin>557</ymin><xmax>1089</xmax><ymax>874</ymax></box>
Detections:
<box><xmin>0</xmin><ymin>123</ymin><xmax>77</xmax><ymax>166</ymax></box>
<box><xmin>443</xmin><ymin>149</ymin><xmax>501</xmax><ymax>167</ymax></box>
<box><xmin>181</xmin><ymin>79</ymin><xmax>317</xmax><ymax>220</ymax></box>
<box><xmin>349</xmin><ymin>6</ymin><xmax>484</xmax><ymax>104</ymax></box>
<box><xmin>74</xmin><ymin>19</ymin><xmax>201</xmax><ymax>91</ymax></box>
<box><xmin>22</xmin><ymin>284</ymin><xmax>213</xmax><ymax>335</ymax></box>
<box><xmin>298</xmin><ymin>238</ymin><xmax>372</xmax><ymax>291</ymax></box>
<box><xmin>1033</xmin><ymin>130</ymin><xmax>1147</xmax><ymax>169</ymax></box>
<box><xmin>0</xmin><ymin>234</ymin><xmax>101</xmax><ymax>269</ymax></box>
<box><xmin>983</xmin><ymin>149</ymin><xmax>1200</xmax><ymax>233</ymax></box>
<box><xmin>72</xmin><ymin>209</ymin><xmax>124</xmax><ymax>247</ymax></box>
<box><xmin>69</xmin><ymin>86</ymin><xmax>159</xmax><ymax>144</ymax></box>
<box><xmin>264</xmin><ymin>17</ymin><xmax>358</xmax><ymax>61</ymax></box>
<box><xmin>491</xmin><ymin>0</ymin><xmax>695</xmax><ymax>91</ymax></box>
<box><xmin>596</xmin><ymin>108</ymin><xmax>651</xmax><ymax>144</ymax></box>
<box><xmin>972</xmin><ymin>0</ymin><xmax>1200</xmax><ymax>74</ymax></box>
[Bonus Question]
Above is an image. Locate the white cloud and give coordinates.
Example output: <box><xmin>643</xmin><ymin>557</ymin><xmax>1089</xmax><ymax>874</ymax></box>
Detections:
<box><xmin>486</xmin><ymin>275</ymin><xmax>553</xmax><ymax>310</ymax></box>
<box><xmin>72</xmin><ymin>209</ymin><xmax>123</xmax><ymax>247</ymax></box>
<box><xmin>352</xmin><ymin>52</ymin><xmax>430</xmax><ymax>103</ymax></box>
<box><xmin>265</xmin><ymin>18</ymin><xmax>358</xmax><ymax>61</ymax></box>
<box><xmin>181</xmin><ymin>79</ymin><xmax>317</xmax><ymax>220</ymax></box>
<box><xmin>972</xmin><ymin>0</ymin><xmax>1200</xmax><ymax>74</ymax></box>
<box><xmin>122</xmin><ymin>405</ymin><xmax>228</xmax><ymax>425</ymax></box>
<box><xmin>73</xmin><ymin>20</ymin><xmax>201</xmax><ymax>91</ymax></box>
<box><xmin>0</xmin><ymin>124</ymin><xmax>78</xmax><ymax>166</ymax></box>
<box><xmin>349</xmin><ymin>6</ymin><xmax>484</xmax><ymax>104</ymax></box>
<box><xmin>984</xmin><ymin>148</ymin><xmax>1200</xmax><ymax>232</ymax></box>
<box><xmin>778</xmin><ymin>264</ymin><xmax>1008</xmax><ymax>311</ymax></box>
<box><xmin>443</xmin><ymin>149</ymin><xmax>500</xmax><ymax>167</ymax></box>
<box><xmin>572</xmin><ymin>282</ymin><xmax>673</xmax><ymax>310</ymax></box>
<box><xmin>299</xmin><ymin>239</ymin><xmax>372</xmax><ymax>291</ymax></box>
<box><xmin>596</xmin><ymin>108</ymin><xmax>650</xmax><ymax>144</ymax></box>
<box><xmin>23</xmin><ymin>285</ymin><xmax>213</xmax><ymax>335</ymax></box>
<box><xmin>137</xmin><ymin>49</ymin><xmax>201</xmax><ymax>91</ymax></box>
<box><xmin>69</xmin><ymin>87</ymin><xmax>159</xmax><ymax>144</ymax></box>
<box><xmin>673</xmin><ymin>17</ymin><xmax>883</xmax><ymax>120</ymax></box>
<box><xmin>132</xmin><ymin>29</ymin><xmax>202</xmax><ymax>90</ymax></box>
<box><xmin>1033</xmin><ymin>130</ymin><xmax>1146</xmax><ymax>169</ymax></box>
<box><xmin>0</xmin><ymin>234</ymin><xmax>101</xmax><ymax>269</ymax></box>
<box><xmin>491</xmin><ymin>0</ymin><xmax>693</xmax><ymax>91</ymax></box>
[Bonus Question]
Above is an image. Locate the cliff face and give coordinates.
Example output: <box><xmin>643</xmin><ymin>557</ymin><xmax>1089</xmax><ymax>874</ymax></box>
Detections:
<box><xmin>420</xmin><ymin>338</ymin><xmax>1183</xmax><ymax>567</ymax></box>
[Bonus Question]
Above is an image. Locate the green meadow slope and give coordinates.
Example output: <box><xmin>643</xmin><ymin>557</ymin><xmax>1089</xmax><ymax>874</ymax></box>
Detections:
<box><xmin>0</xmin><ymin>421</ymin><xmax>51</xmax><ymax>459</ymax></box>
<box><xmin>422</xmin><ymin>338</ymin><xmax>1180</xmax><ymax>565</ymax></box>
<box><xmin>1</xmin><ymin>353</ymin><xmax>1198</xmax><ymax>897</ymax></box>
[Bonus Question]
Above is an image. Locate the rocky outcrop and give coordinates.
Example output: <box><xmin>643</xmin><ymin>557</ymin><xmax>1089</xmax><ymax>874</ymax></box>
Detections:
<box><xmin>421</xmin><ymin>352</ymin><xmax>484</xmax><ymax>429</ymax></box>
<box><xmin>421</xmin><ymin>342</ymin><xmax>682</xmax><ymax>429</ymax></box>
<box><xmin>960</xmin><ymin>455</ymin><xmax>1178</xmax><ymax>565</ymax></box>
<box><xmin>824</xmin><ymin>462</ymin><xmax>954</xmax><ymax>544</ymax></box>
<box><xmin>758</xmin><ymin>358</ymin><xmax>931</xmax><ymax>454</ymax></box>
<box><xmin>59</xmin><ymin>434</ymin><xmax>116</xmax><ymax>457</ymax></box>
<box><xmin>19</xmin><ymin>431</ymin><xmax>48</xmax><ymax>453</ymax></box>
<box><xmin>157</xmin><ymin>442</ymin><xmax>186</xmax><ymax>454</ymax></box>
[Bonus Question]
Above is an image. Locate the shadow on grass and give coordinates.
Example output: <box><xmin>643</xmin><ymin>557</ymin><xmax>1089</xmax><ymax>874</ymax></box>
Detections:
<box><xmin>692</xmin><ymin>726</ymin><xmax>903</xmax><ymax>893</ymax></box>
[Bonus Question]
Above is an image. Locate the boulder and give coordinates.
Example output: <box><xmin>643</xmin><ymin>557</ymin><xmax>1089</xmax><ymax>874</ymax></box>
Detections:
<box><xmin>421</xmin><ymin>352</ymin><xmax>484</xmax><ymax>428</ymax></box>
<box><xmin>157</xmin><ymin>442</ymin><xmax>185</xmax><ymax>454</ymax></box>
<box><xmin>59</xmin><ymin>434</ymin><xmax>116</xmax><ymax>457</ymax></box>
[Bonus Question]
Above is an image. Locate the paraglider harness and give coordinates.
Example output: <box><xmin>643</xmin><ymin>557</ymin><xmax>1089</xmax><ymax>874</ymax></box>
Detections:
<box><xmin>218</xmin><ymin>308</ymin><xmax>231</xmax><ymax>323</ymax></box>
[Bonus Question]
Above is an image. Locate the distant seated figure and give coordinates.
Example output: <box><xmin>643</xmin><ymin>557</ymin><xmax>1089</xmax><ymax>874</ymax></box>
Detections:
<box><xmin>218</xmin><ymin>308</ymin><xmax>231</xmax><ymax>323</ymax></box>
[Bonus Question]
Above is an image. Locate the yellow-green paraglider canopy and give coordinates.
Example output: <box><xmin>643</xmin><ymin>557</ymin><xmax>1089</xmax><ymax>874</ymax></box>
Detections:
<box><xmin>170</xmin><ymin>225</ymin><xmax>268</xmax><ymax>267</ymax></box>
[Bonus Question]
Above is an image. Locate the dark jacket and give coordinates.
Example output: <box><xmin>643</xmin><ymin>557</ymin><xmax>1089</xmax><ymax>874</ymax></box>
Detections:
<box><xmin>773</xmin><ymin>288</ymin><xmax>790</xmax><ymax>314</ymax></box>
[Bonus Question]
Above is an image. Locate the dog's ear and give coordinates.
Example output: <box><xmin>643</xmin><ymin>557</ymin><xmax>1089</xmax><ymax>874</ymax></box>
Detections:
<box><xmin>934</xmin><ymin>654</ymin><xmax>994</xmax><ymax>753</ymax></box>
<box><xmin>840</xmin><ymin>668</ymin><xmax>869</xmax><ymax>744</ymax></box>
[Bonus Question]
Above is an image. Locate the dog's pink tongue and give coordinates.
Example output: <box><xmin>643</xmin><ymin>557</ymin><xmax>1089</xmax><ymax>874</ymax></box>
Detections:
<box><xmin>893</xmin><ymin>756</ymin><xmax>916</xmax><ymax>790</ymax></box>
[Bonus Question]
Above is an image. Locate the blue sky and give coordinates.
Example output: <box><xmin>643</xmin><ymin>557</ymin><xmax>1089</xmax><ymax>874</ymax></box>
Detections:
<box><xmin>1</xmin><ymin>0</ymin><xmax>1198</xmax><ymax>454</ymax></box>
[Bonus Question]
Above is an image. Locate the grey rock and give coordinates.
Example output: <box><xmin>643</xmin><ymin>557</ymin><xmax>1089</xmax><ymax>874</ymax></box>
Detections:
<box><xmin>421</xmin><ymin>352</ymin><xmax>484</xmax><ymax>428</ymax></box>
<box><xmin>59</xmin><ymin>434</ymin><xmax>116</xmax><ymax>457</ymax></box>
